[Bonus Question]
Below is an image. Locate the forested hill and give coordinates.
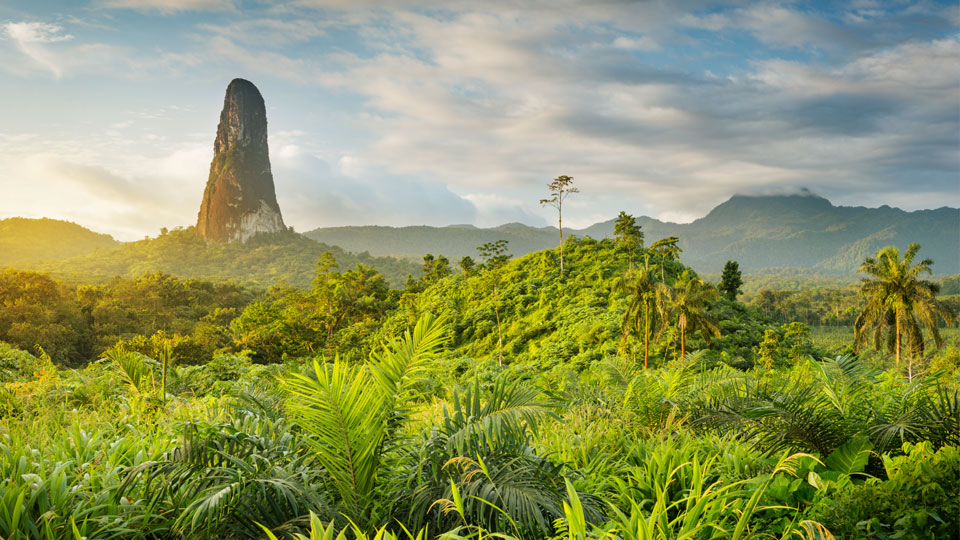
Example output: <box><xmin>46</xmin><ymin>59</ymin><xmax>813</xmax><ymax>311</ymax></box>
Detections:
<box><xmin>4</xmin><ymin>226</ymin><xmax>419</xmax><ymax>288</ymax></box>
<box><xmin>0</xmin><ymin>217</ymin><xmax>119</xmax><ymax>265</ymax></box>
<box><xmin>305</xmin><ymin>194</ymin><xmax>959</xmax><ymax>274</ymax></box>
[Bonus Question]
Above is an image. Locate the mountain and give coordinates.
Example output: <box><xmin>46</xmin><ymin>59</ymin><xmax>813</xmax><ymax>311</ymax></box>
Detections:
<box><xmin>3</xmin><ymin>225</ymin><xmax>418</xmax><ymax>289</ymax></box>
<box><xmin>0</xmin><ymin>217</ymin><xmax>119</xmax><ymax>265</ymax></box>
<box><xmin>197</xmin><ymin>78</ymin><xmax>286</xmax><ymax>242</ymax></box>
<box><xmin>304</xmin><ymin>194</ymin><xmax>960</xmax><ymax>274</ymax></box>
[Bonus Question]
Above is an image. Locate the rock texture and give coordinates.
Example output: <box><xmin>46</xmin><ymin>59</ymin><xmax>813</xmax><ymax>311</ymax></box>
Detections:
<box><xmin>197</xmin><ymin>78</ymin><xmax>286</xmax><ymax>242</ymax></box>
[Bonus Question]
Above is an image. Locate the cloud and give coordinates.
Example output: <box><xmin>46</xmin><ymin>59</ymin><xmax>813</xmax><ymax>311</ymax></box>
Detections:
<box><xmin>612</xmin><ymin>36</ymin><xmax>661</xmax><ymax>52</ymax></box>
<box><xmin>460</xmin><ymin>193</ymin><xmax>548</xmax><ymax>227</ymax></box>
<box><xmin>296</xmin><ymin>5</ymin><xmax>958</xmax><ymax>220</ymax></box>
<box><xmin>1</xmin><ymin>21</ymin><xmax>145</xmax><ymax>80</ymax></box>
<box><xmin>1</xmin><ymin>0</ymin><xmax>957</xmax><ymax>239</ymax></box>
<box><xmin>0</xmin><ymin>154</ymin><xmax>198</xmax><ymax>239</ymax></box>
<box><xmin>736</xmin><ymin>4</ymin><xmax>863</xmax><ymax>52</ymax></box>
<box><xmin>99</xmin><ymin>0</ymin><xmax>234</xmax><ymax>13</ymax></box>
<box><xmin>271</xmin><ymin>145</ymin><xmax>481</xmax><ymax>229</ymax></box>
<box><xmin>197</xmin><ymin>19</ymin><xmax>328</xmax><ymax>47</ymax></box>
<box><xmin>3</xmin><ymin>22</ymin><xmax>72</xmax><ymax>43</ymax></box>
<box><xmin>3</xmin><ymin>22</ymin><xmax>73</xmax><ymax>77</ymax></box>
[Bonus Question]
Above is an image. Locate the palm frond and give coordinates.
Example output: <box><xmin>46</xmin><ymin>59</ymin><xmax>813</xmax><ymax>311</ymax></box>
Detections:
<box><xmin>284</xmin><ymin>359</ymin><xmax>384</xmax><ymax>522</ymax></box>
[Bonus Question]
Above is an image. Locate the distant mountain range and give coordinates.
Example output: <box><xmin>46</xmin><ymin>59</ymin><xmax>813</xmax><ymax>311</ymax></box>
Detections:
<box><xmin>304</xmin><ymin>194</ymin><xmax>959</xmax><ymax>274</ymax></box>
<box><xmin>1</xmin><ymin>194</ymin><xmax>956</xmax><ymax>285</ymax></box>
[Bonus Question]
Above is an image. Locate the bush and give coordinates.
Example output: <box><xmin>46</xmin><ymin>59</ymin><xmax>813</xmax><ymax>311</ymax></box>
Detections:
<box><xmin>810</xmin><ymin>442</ymin><xmax>960</xmax><ymax>539</ymax></box>
<box><xmin>0</xmin><ymin>342</ymin><xmax>52</xmax><ymax>384</ymax></box>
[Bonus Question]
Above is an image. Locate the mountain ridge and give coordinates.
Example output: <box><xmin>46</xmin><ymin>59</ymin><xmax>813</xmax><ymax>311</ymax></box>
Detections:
<box><xmin>1</xmin><ymin>194</ymin><xmax>956</xmax><ymax>281</ymax></box>
<box><xmin>0</xmin><ymin>217</ymin><xmax>120</xmax><ymax>266</ymax></box>
<box><xmin>303</xmin><ymin>194</ymin><xmax>959</xmax><ymax>274</ymax></box>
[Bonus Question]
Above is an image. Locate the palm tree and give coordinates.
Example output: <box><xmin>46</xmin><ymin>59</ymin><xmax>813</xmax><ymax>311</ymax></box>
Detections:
<box><xmin>854</xmin><ymin>243</ymin><xmax>955</xmax><ymax>375</ymax></box>
<box><xmin>661</xmin><ymin>270</ymin><xmax>720</xmax><ymax>364</ymax></box>
<box><xmin>649</xmin><ymin>237</ymin><xmax>682</xmax><ymax>284</ymax></box>
<box><xmin>404</xmin><ymin>379</ymin><xmax>599</xmax><ymax>537</ymax></box>
<box><xmin>282</xmin><ymin>313</ymin><xmax>449</xmax><ymax>527</ymax></box>
<box><xmin>620</xmin><ymin>261</ymin><xmax>669</xmax><ymax>369</ymax></box>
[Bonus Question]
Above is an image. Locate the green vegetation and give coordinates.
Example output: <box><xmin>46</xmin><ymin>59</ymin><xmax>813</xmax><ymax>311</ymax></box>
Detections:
<box><xmin>0</xmin><ymin>217</ymin><xmax>119</xmax><ymax>265</ymax></box>
<box><xmin>719</xmin><ymin>260</ymin><xmax>744</xmax><ymax>300</ymax></box>
<box><xmin>854</xmin><ymin>243</ymin><xmax>955</xmax><ymax>375</ymax></box>
<box><xmin>0</xmin><ymin>235</ymin><xmax>957</xmax><ymax>539</ymax></box>
<box><xmin>15</xmin><ymin>226</ymin><xmax>419</xmax><ymax>288</ymax></box>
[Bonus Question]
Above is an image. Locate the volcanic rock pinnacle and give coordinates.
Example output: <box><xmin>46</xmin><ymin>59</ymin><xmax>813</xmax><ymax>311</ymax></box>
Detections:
<box><xmin>196</xmin><ymin>78</ymin><xmax>286</xmax><ymax>242</ymax></box>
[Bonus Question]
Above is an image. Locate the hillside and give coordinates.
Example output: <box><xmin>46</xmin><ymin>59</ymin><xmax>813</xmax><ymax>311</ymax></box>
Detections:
<box><xmin>0</xmin><ymin>217</ymin><xmax>119</xmax><ymax>265</ymax></box>
<box><xmin>305</xmin><ymin>194</ymin><xmax>960</xmax><ymax>274</ymax></box>
<box><xmin>11</xmin><ymin>227</ymin><xmax>419</xmax><ymax>288</ymax></box>
<box><xmin>364</xmin><ymin>236</ymin><xmax>770</xmax><ymax>377</ymax></box>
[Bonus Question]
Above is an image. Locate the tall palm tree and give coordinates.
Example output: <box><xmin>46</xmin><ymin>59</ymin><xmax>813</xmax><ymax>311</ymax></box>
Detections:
<box><xmin>661</xmin><ymin>270</ymin><xmax>720</xmax><ymax>364</ymax></box>
<box><xmin>620</xmin><ymin>261</ymin><xmax>669</xmax><ymax>369</ymax></box>
<box><xmin>649</xmin><ymin>237</ymin><xmax>682</xmax><ymax>284</ymax></box>
<box><xmin>854</xmin><ymin>243</ymin><xmax>955</xmax><ymax>373</ymax></box>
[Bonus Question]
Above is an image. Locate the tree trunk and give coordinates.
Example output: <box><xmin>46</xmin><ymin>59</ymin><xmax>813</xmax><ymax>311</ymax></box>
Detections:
<box><xmin>559</xmin><ymin>204</ymin><xmax>564</xmax><ymax>275</ymax></box>
<box><xmin>643</xmin><ymin>302</ymin><xmax>650</xmax><ymax>369</ymax></box>
<box><xmin>161</xmin><ymin>355</ymin><xmax>167</xmax><ymax>406</ymax></box>
<box><xmin>160</xmin><ymin>342</ymin><xmax>171</xmax><ymax>407</ymax></box>
<box><xmin>680</xmin><ymin>325</ymin><xmax>685</xmax><ymax>365</ymax></box>
<box><xmin>494</xmin><ymin>282</ymin><xmax>503</xmax><ymax>366</ymax></box>
<box><xmin>895</xmin><ymin>317</ymin><xmax>901</xmax><ymax>368</ymax></box>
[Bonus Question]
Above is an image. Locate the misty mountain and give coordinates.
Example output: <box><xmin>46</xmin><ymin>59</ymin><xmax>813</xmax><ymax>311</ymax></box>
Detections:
<box><xmin>304</xmin><ymin>194</ymin><xmax>960</xmax><ymax>274</ymax></box>
<box><xmin>1</xmin><ymin>226</ymin><xmax>419</xmax><ymax>289</ymax></box>
<box><xmin>0</xmin><ymin>217</ymin><xmax>119</xmax><ymax>265</ymax></box>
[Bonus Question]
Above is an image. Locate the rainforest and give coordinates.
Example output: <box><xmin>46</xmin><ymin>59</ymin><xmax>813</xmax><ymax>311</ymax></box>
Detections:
<box><xmin>1</xmin><ymin>228</ymin><xmax>957</xmax><ymax>540</ymax></box>
<box><xmin>3</xmin><ymin>1</ymin><xmax>959</xmax><ymax>538</ymax></box>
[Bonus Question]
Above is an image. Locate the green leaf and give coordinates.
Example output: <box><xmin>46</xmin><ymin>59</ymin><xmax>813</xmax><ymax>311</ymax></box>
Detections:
<box><xmin>824</xmin><ymin>437</ymin><xmax>873</xmax><ymax>475</ymax></box>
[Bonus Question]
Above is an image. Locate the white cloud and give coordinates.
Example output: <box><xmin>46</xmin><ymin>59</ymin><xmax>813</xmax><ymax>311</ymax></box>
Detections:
<box><xmin>736</xmin><ymin>4</ymin><xmax>857</xmax><ymax>51</ymax></box>
<box><xmin>99</xmin><ymin>0</ymin><xmax>234</xmax><ymax>13</ymax></box>
<box><xmin>198</xmin><ymin>19</ymin><xmax>328</xmax><ymax>47</ymax></box>
<box><xmin>0</xmin><ymin>153</ymin><xmax>198</xmax><ymax>239</ymax></box>
<box><xmin>271</xmin><ymin>145</ymin><xmax>479</xmax><ymax>229</ymax></box>
<box><xmin>299</xmin><ymin>8</ymin><xmax>958</xmax><ymax>220</ymax></box>
<box><xmin>612</xmin><ymin>36</ymin><xmax>660</xmax><ymax>52</ymax></box>
<box><xmin>3</xmin><ymin>22</ymin><xmax>73</xmax><ymax>43</ymax></box>
<box><xmin>1</xmin><ymin>21</ymin><xmax>148</xmax><ymax>80</ymax></box>
<box><xmin>3</xmin><ymin>22</ymin><xmax>73</xmax><ymax>77</ymax></box>
<box><xmin>460</xmin><ymin>193</ymin><xmax>548</xmax><ymax>228</ymax></box>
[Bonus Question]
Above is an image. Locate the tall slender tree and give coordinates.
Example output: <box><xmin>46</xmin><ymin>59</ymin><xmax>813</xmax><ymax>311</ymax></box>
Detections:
<box><xmin>661</xmin><ymin>270</ymin><xmax>720</xmax><ymax>364</ymax></box>
<box><xmin>620</xmin><ymin>260</ymin><xmax>668</xmax><ymax>369</ymax></box>
<box><xmin>478</xmin><ymin>240</ymin><xmax>510</xmax><ymax>365</ymax></box>
<box><xmin>649</xmin><ymin>237</ymin><xmax>682</xmax><ymax>284</ymax></box>
<box><xmin>613</xmin><ymin>211</ymin><xmax>644</xmax><ymax>269</ymax></box>
<box><xmin>854</xmin><ymin>243</ymin><xmax>955</xmax><ymax>376</ymax></box>
<box><xmin>539</xmin><ymin>175</ymin><xmax>579</xmax><ymax>275</ymax></box>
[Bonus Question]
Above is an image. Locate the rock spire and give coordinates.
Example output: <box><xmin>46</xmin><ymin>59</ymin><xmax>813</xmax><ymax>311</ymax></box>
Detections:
<box><xmin>197</xmin><ymin>78</ymin><xmax>286</xmax><ymax>242</ymax></box>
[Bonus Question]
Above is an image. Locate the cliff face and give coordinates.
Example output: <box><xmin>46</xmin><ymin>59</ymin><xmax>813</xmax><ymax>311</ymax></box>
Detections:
<box><xmin>197</xmin><ymin>78</ymin><xmax>286</xmax><ymax>242</ymax></box>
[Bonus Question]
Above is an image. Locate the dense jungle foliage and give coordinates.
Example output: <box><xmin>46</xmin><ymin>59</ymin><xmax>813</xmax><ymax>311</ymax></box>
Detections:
<box><xmin>1</xmin><ymin>234</ymin><xmax>957</xmax><ymax>540</ymax></box>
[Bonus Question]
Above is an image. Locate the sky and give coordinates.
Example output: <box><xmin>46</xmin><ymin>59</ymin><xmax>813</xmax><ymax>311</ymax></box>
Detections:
<box><xmin>0</xmin><ymin>0</ymin><xmax>957</xmax><ymax>241</ymax></box>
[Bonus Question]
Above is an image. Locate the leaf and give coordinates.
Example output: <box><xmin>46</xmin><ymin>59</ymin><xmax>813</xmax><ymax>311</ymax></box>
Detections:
<box><xmin>824</xmin><ymin>437</ymin><xmax>873</xmax><ymax>475</ymax></box>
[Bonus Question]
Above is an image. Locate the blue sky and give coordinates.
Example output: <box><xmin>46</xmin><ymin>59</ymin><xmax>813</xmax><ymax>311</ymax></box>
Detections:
<box><xmin>0</xmin><ymin>0</ymin><xmax>957</xmax><ymax>240</ymax></box>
